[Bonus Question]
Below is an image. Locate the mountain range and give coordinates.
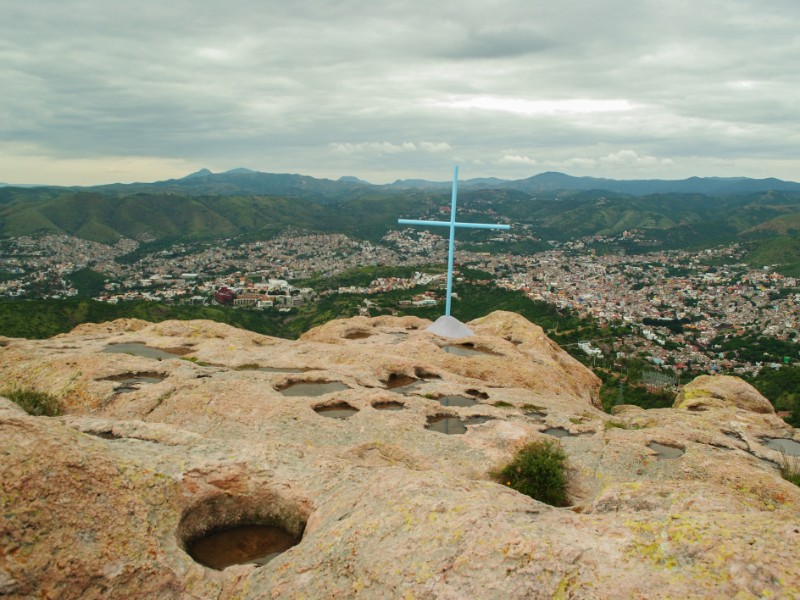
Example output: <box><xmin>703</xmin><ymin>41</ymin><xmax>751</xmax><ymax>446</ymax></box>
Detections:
<box><xmin>1</xmin><ymin>168</ymin><xmax>799</xmax><ymax>275</ymax></box>
<box><xmin>4</xmin><ymin>168</ymin><xmax>800</xmax><ymax>199</ymax></box>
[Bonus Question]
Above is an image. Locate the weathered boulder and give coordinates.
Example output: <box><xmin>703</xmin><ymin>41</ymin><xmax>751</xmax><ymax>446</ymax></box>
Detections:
<box><xmin>674</xmin><ymin>374</ymin><xmax>775</xmax><ymax>414</ymax></box>
<box><xmin>1</xmin><ymin>312</ymin><xmax>798</xmax><ymax>599</ymax></box>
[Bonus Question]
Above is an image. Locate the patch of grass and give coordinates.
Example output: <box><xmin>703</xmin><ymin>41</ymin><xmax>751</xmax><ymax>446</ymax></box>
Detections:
<box><xmin>521</xmin><ymin>403</ymin><xmax>545</xmax><ymax>411</ymax></box>
<box><xmin>492</xmin><ymin>401</ymin><xmax>514</xmax><ymax>409</ymax></box>
<box><xmin>180</xmin><ymin>356</ymin><xmax>212</xmax><ymax>367</ymax></box>
<box><xmin>779</xmin><ymin>451</ymin><xmax>800</xmax><ymax>487</ymax></box>
<box><xmin>495</xmin><ymin>439</ymin><xmax>569</xmax><ymax>506</ymax></box>
<box><xmin>3</xmin><ymin>387</ymin><xmax>61</xmax><ymax>416</ymax></box>
<box><xmin>568</xmin><ymin>417</ymin><xmax>583</xmax><ymax>424</ymax></box>
<box><xmin>234</xmin><ymin>363</ymin><xmax>260</xmax><ymax>371</ymax></box>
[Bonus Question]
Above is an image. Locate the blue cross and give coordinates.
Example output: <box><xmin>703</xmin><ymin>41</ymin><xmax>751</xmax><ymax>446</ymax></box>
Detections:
<box><xmin>398</xmin><ymin>166</ymin><xmax>510</xmax><ymax>318</ymax></box>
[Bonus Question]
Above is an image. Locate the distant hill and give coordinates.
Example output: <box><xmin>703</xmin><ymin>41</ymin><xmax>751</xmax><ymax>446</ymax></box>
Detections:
<box><xmin>746</xmin><ymin>237</ymin><xmax>800</xmax><ymax>277</ymax></box>
<box><xmin>492</xmin><ymin>172</ymin><xmax>800</xmax><ymax>196</ymax></box>
<box><xmin>6</xmin><ymin>168</ymin><xmax>795</xmax><ymax>201</ymax></box>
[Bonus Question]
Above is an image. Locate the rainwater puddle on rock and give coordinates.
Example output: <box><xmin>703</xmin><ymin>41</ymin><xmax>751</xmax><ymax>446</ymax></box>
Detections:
<box><xmin>384</xmin><ymin>374</ymin><xmax>417</xmax><ymax>390</ymax></box>
<box><xmin>314</xmin><ymin>403</ymin><xmax>359</xmax><ymax>419</ymax></box>
<box><xmin>278</xmin><ymin>381</ymin><xmax>349</xmax><ymax>397</ymax></box>
<box><xmin>187</xmin><ymin>525</ymin><xmax>300</xmax><ymax>571</ymax></box>
<box><xmin>465</xmin><ymin>415</ymin><xmax>495</xmax><ymax>426</ymax></box>
<box><xmin>764</xmin><ymin>438</ymin><xmax>800</xmax><ymax>457</ymax></box>
<box><xmin>543</xmin><ymin>427</ymin><xmax>573</xmax><ymax>438</ymax></box>
<box><xmin>442</xmin><ymin>345</ymin><xmax>496</xmax><ymax>357</ymax></box>
<box><xmin>101</xmin><ymin>372</ymin><xmax>166</xmax><ymax>385</ymax></box>
<box><xmin>436</xmin><ymin>395</ymin><xmax>478</xmax><ymax>408</ymax></box>
<box><xmin>104</xmin><ymin>343</ymin><xmax>188</xmax><ymax>361</ymax></box>
<box><xmin>525</xmin><ymin>411</ymin><xmax>547</xmax><ymax>419</ymax></box>
<box><xmin>648</xmin><ymin>442</ymin><xmax>685</xmax><ymax>459</ymax></box>
<box><xmin>372</xmin><ymin>401</ymin><xmax>405</xmax><ymax>411</ymax></box>
<box><xmin>426</xmin><ymin>415</ymin><xmax>467</xmax><ymax>435</ymax></box>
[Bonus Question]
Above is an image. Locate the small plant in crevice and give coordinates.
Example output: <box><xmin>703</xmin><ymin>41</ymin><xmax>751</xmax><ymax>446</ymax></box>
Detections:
<box><xmin>779</xmin><ymin>451</ymin><xmax>800</xmax><ymax>487</ymax></box>
<box><xmin>3</xmin><ymin>387</ymin><xmax>61</xmax><ymax>416</ymax></box>
<box><xmin>494</xmin><ymin>439</ymin><xmax>569</xmax><ymax>507</ymax></box>
<box><xmin>492</xmin><ymin>401</ymin><xmax>514</xmax><ymax>408</ymax></box>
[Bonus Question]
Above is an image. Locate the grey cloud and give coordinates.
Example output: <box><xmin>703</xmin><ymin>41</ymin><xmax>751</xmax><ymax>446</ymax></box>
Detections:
<box><xmin>1</xmin><ymin>0</ymin><xmax>799</xmax><ymax>184</ymax></box>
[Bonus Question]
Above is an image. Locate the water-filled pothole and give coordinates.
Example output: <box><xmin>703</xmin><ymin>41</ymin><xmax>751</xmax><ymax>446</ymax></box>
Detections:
<box><xmin>763</xmin><ymin>438</ymin><xmax>800</xmax><ymax>456</ymax></box>
<box><xmin>648</xmin><ymin>442</ymin><xmax>685</xmax><ymax>459</ymax></box>
<box><xmin>104</xmin><ymin>343</ymin><xmax>191</xmax><ymax>360</ymax></box>
<box><xmin>314</xmin><ymin>403</ymin><xmax>359</xmax><ymax>419</ymax></box>
<box><xmin>426</xmin><ymin>415</ymin><xmax>466</xmax><ymax>434</ymax></box>
<box><xmin>436</xmin><ymin>395</ymin><xmax>478</xmax><ymax>407</ymax></box>
<box><xmin>101</xmin><ymin>372</ymin><xmax>166</xmax><ymax>393</ymax></box>
<box><xmin>384</xmin><ymin>373</ymin><xmax>417</xmax><ymax>389</ymax></box>
<box><xmin>442</xmin><ymin>344</ymin><xmax>496</xmax><ymax>357</ymax></box>
<box><xmin>179</xmin><ymin>494</ymin><xmax>306</xmax><ymax>572</ymax></box>
<box><xmin>187</xmin><ymin>525</ymin><xmax>299</xmax><ymax>570</ymax></box>
<box><xmin>426</xmin><ymin>414</ymin><xmax>495</xmax><ymax>434</ymax></box>
<box><xmin>543</xmin><ymin>427</ymin><xmax>573</xmax><ymax>438</ymax></box>
<box><xmin>101</xmin><ymin>371</ymin><xmax>166</xmax><ymax>384</ymax></box>
<box><xmin>373</xmin><ymin>401</ymin><xmax>405</xmax><ymax>411</ymax></box>
<box><xmin>278</xmin><ymin>381</ymin><xmax>350</xmax><ymax>397</ymax></box>
<box><xmin>466</xmin><ymin>415</ymin><xmax>495</xmax><ymax>425</ymax></box>
<box><xmin>525</xmin><ymin>411</ymin><xmax>547</xmax><ymax>419</ymax></box>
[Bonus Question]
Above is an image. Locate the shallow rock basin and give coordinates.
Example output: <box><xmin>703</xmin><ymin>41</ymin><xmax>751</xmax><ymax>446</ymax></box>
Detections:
<box><xmin>648</xmin><ymin>442</ymin><xmax>685</xmax><ymax>459</ymax></box>
<box><xmin>426</xmin><ymin>415</ymin><xmax>467</xmax><ymax>435</ymax></box>
<box><xmin>104</xmin><ymin>343</ymin><xmax>188</xmax><ymax>360</ymax></box>
<box><xmin>384</xmin><ymin>374</ymin><xmax>418</xmax><ymax>390</ymax></box>
<box><xmin>372</xmin><ymin>401</ymin><xmax>404</xmax><ymax>411</ymax></box>
<box><xmin>187</xmin><ymin>525</ymin><xmax>300</xmax><ymax>570</ymax></box>
<box><xmin>314</xmin><ymin>403</ymin><xmax>359</xmax><ymax>419</ymax></box>
<box><xmin>764</xmin><ymin>438</ymin><xmax>800</xmax><ymax>457</ymax></box>
<box><xmin>278</xmin><ymin>381</ymin><xmax>350</xmax><ymax>397</ymax></box>
<box><xmin>543</xmin><ymin>427</ymin><xmax>573</xmax><ymax>438</ymax></box>
<box><xmin>436</xmin><ymin>395</ymin><xmax>478</xmax><ymax>408</ymax></box>
<box><xmin>101</xmin><ymin>372</ymin><xmax>166</xmax><ymax>387</ymax></box>
<box><xmin>442</xmin><ymin>345</ymin><xmax>496</xmax><ymax>357</ymax></box>
<box><xmin>525</xmin><ymin>410</ymin><xmax>547</xmax><ymax>419</ymax></box>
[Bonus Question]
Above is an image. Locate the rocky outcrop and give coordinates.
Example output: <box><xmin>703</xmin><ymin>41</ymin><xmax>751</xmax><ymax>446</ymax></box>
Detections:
<box><xmin>1</xmin><ymin>312</ymin><xmax>799</xmax><ymax>599</ymax></box>
<box><xmin>674</xmin><ymin>374</ymin><xmax>775</xmax><ymax>414</ymax></box>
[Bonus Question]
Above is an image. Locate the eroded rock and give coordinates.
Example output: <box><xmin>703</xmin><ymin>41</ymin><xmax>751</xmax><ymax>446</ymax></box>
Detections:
<box><xmin>1</xmin><ymin>312</ymin><xmax>798</xmax><ymax>599</ymax></box>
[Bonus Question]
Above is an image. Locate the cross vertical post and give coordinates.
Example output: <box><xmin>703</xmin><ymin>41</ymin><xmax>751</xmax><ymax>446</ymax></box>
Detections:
<box><xmin>398</xmin><ymin>166</ymin><xmax>510</xmax><ymax>336</ymax></box>
<box><xmin>445</xmin><ymin>165</ymin><xmax>458</xmax><ymax>317</ymax></box>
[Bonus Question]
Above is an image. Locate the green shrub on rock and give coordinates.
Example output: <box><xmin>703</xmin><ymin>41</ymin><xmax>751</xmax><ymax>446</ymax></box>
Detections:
<box><xmin>3</xmin><ymin>388</ymin><xmax>61</xmax><ymax>416</ymax></box>
<box><xmin>497</xmin><ymin>439</ymin><xmax>568</xmax><ymax>506</ymax></box>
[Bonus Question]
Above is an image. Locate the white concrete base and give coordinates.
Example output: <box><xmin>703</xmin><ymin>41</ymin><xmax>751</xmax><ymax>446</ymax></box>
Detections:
<box><xmin>426</xmin><ymin>315</ymin><xmax>474</xmax><ymax>338</ymax></box>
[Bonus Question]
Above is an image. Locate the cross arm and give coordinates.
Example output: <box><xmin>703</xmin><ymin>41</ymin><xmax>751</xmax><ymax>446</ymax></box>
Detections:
<box><xmin>397</xmin><ymin>219</ymin><xmax>510</xmax><ymax>230</ymax></box>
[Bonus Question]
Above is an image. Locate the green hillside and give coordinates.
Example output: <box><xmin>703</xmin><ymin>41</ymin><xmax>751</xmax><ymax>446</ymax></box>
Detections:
<box><xmin>2</xmin><ymin>187</ymin><xmax>800</xmax><ymax>272</ymax></box>
<box><xmin>746</xmin><ymin>237</ymin><xmax>800</xmax><ymax>277</ymax></box>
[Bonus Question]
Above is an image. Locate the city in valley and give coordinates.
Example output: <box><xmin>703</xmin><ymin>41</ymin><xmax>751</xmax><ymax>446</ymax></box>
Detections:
<box><xmin>1</xmin><ymin>226</ymin><xmax>797</xmax><ymax>385</ymax></box>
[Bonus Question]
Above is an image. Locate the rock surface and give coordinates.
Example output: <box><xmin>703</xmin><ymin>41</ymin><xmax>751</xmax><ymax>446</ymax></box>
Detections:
<box><xmin>674</xmin><ymin>374</ymin><xmax>775</xmax><ymax>414</ymax></box>
<box><xmin>0</xmin><ymin>311</ymin><xmax>798</xmax><ymax>599</ymax></box>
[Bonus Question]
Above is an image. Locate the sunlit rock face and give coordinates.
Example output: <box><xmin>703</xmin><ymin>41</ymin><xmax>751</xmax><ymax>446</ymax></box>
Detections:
<box><xmin>1</xmin><ymin>312</ymin><xmax>799</xmax><ymax>599</ymax></box>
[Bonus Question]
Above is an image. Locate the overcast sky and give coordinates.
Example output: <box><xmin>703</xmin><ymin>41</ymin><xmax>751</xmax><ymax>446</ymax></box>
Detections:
<box><xmin>2</xmin><ymin>0</ymin><xmax>799</xmax><ymax>185</ymax></box>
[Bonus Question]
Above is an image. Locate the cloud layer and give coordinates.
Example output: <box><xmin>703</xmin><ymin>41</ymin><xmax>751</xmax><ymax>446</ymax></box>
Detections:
<box><xmin>2</xmin><ymin>0</ymin><xmax>799</xmax><ymax>184</ymax></box>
